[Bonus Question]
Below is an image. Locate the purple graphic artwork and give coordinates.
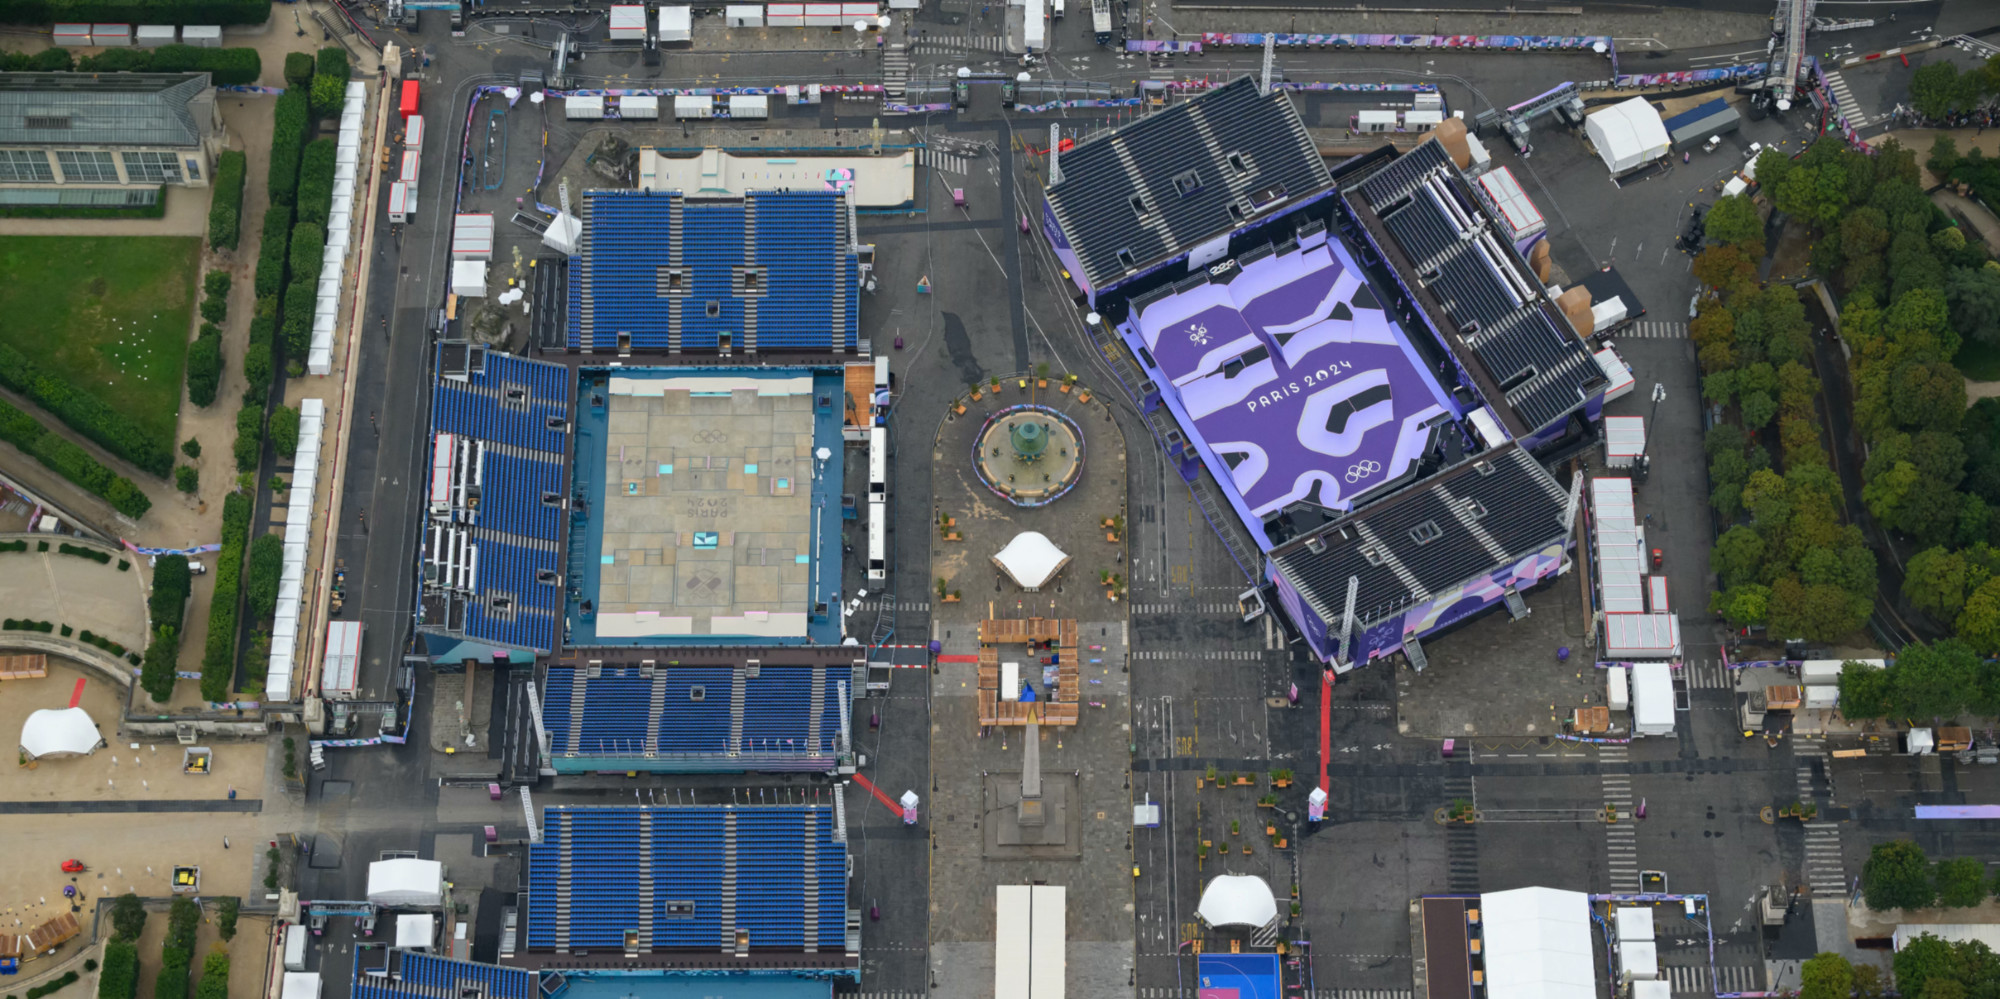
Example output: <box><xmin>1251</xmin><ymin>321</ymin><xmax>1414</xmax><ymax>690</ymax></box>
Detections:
<box><xmin>1124</xmin><ymin>238</ymin><xmax>1454</xmax><ymax>545</ymax></box>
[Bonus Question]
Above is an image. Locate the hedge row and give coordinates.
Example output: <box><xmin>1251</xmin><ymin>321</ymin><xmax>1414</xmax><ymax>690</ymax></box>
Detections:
<box><xmin>27</xmin><ymin>970</ymin><xmax>78</xmax><ymax>999</ymax></box>
<box><xmin>0</xmin><ymin>399</ymin><xmax>150</xmax><ymax>519</ymax></box>
<box><xmin>193</xmin><ymin>951</ymin><xmax>228</xmax><ymax>999</ymax></box>
<box><xmin>268</xmin><ymin>88</ymin><xmax>309</xmax><ymax>208</ymax></box>
<box><xmin>149</xmin><ymin>554</ymin><xmax>191</xmax><ymax>634</ymax></box>
<box><xmin>200</xmin><ymin>491</ymin><xmax>251</xmax><ymax>701</ymax></box>
<box><xmin>0</xmin><ymin>342</ymin><xmax>172</xmax><ymax>477</ymax></box>
<box><xmin>247</xmin><ymin>532</ymin><xmax>282</xmax><ymax>621</ymax></box>
<box><xmin>2</xmin><ymin>619</ymin><xmax>55</xmax><ymax>632</ymax></box>
<box><xmin>76</xmin><ymin>46</ymin><xmax>261</xmax><ymax>85</ymax></box>
<box><xmin>153</xmin><ymin>946</ymin><xmax>190</xmax><ymax>999</ymax></box>
<box><xmin>309</xmin><ymin>46</ymin><xmax>350</xmax><ymax>117</ymax></box>
<box><xmin>0</xmin><ymin>0</ymin><xmax>268</xmax><ymax>25</ymax></box>
<box><xmin>0</xmin><ymin>49</ymin><xmax>75</xmax><ymax>72</ymax></box>
<box><xmin>296</xmin><ymin>139</ymin><xmax>336</xmax><ymax>227</ymax></box>
<box><xmin>187</xmin><ymin>323</ymin><xmax>223</xmax><ymax>408</ymax></box>
<box><xmin>58</xmin><ymin>542</ymin><xmax>112</xmax><ymax>565</ymax></box>
<box><xmin>207</xmin><ymin>150</ymin><xmax>245</xmax><ymax>251</ymax></box>
<box><xmin>283</xmin><ymin>52</ymin><xmax>313</xmax><ymax>88</ymax></box>
<box><xmin>97</xmin><ymin>941</ymin><xmax>137</xmax><ymax>999</ymax></box>
<box><xmin>255</xmin><ymin>205</ymin><xmax>293</xmax><ymax>299</ymax></box>
<box><xmin>232</xmin><ymin>404</ymin><xmax>264</xmax><ymax>473</ymax></box>
<box><xmin>78</xmin><ymin>630</ymin><xmax>130</xmax><ymax>657</ymax></box>
<box><xmin>0</xmin><ymin>193</ymin><xmax>166</xmax><ymax>220</ymax></box>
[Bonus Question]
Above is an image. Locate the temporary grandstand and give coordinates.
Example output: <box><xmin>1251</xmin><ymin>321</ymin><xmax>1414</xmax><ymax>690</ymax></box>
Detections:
<box><xmin>1047</xmin><ymin>87</ymin><xmax>1593</xmax><ymax>669</ymax></box>
<box><xmin>355</xmin><ymin>950</ymin><xmax>535</xmax><ymax>999</ymax></box>
<box><xmin>538</xmin><ymin>660</ymin><xmax>856</xmax><ymax>773</ymax></box>
<box><xmin>418</xmin><ymin>344</ymin><xmax>575</xmax><ymax>656</ymax></box>
<box><xmin>1043</xmin><ymin>76</ymin><xmax>1334</xmax><ymax>306</ymax></box>
<box><xmin>563</xmin><ymin>189</ymin><xmax>862</xmax><ymax>355</ymax></box>
<box><xmin>516</xmin><ymin>804</ymin><xmax>857</xmax><ymax>978</ymax></box>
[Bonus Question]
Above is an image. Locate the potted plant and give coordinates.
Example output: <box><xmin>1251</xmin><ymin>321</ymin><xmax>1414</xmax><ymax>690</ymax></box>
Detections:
<box><xmin>1107</xmin><ymin>514</ymin><xmax>1125</xmax><ymax>542</ymax></box>
<box><xmin>1198</xmin><ymin>843</ymin><xmax>1208</xmax><ymax>859</ymax></box>
<box><xmin>989</xmin><ymin>375</ymin><xmax>1002</xmax><ymax>393</ymax></box>
<box><xmin>1234</xmin><ymin>772</ymin><xmax>1254</xmax><ymax>787</ymax></box>
<box><xmin>952</xmin><ymin>589</ymin><xmax>962</xmax><ymax>601</ymax></box>
<box><xmin>937</xmin><ymin>577</ymin><xmax>949</xmax><ymax>600</ymax></box>
<box><xmin>1217</xmin><ymin>841</ymin><xmax>1229</xmax><ymax>855</ymax></box>
<box><xmin>954</xmin><ymin>397</ymin><xmax>967</xmax><ymax>415</ymax></box>
<box><xmin>1449</xmin><ymin>799</ymin><xmax>1476</xmax><ymax>824</ymax></box>
<box><xmin>1265</xmin><ymin>823</ymin><xmax>1277</xmax><ymax>837</ymax></box>
<box><xmin>1258</xmin><ymin>793</ymin><xmax>1277</xmax><ymax>808</ymax></box>
<box><xmin>1291</xmin><ymin>884</ymin><xmax>1300</xmax><ymax>900</ymax></box>
<box><xmin>969</xmin><ymin>381</ymin><xmax>983</xmax><ymax>401</ymax></box>
<box><xmin>1077</xmin><ymin>385</ymin><xmax>1093</xmax><ymax>404</ymax></box>
<box><xmin>1271</xmin><ymin>768</ymin><xmax>1293</xmax><ymax>788</ymax></box>
<box><xmin>1291</xmin><ymin>901</ymin><xmax>1301</xmax><ymax>918</ymax></box>
<box><xmin>1036</xmin><ymin>362</ymin><xmax>1050</xmax><ymax>388</ymax></box>
<box><xmin>1230</xmin><ymin>819</ymin><xmax>1240</xmax><ymax>836</ymax></box>
<box><xmin>1205</xmin><ymin>764</ymin><xmax>1218</xmax><ymax>785</ymax></box>
<box><xmin>1061</xmin><ymin>373</ymin><xmax>1078</xmax><ymax>393</ymax></box>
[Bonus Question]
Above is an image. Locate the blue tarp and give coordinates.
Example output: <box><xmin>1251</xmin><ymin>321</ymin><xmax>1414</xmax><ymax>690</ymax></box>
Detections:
<box><xmin>1662</xmin><ymin>98</ymin><xmax>1728</xmax><ymax>131</ymax></box>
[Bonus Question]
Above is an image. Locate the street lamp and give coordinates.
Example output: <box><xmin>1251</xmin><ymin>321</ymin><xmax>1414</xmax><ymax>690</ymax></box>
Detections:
<box><xmin>1638</xmin><ymin>382</ymin><xmax>1665</xmax><ymax>479</ymax></box>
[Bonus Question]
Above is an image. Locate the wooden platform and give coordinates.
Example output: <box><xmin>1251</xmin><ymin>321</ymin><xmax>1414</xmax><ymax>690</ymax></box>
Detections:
<box><xmin>0</xmin><ymin>911</ymin><xmax>80</xmax><ymax>960</ymax></box>
<box><xmin>976</xmin><ymin>617</ymin><xmax>1080</xmax><ymax>727</ymax></box>
<box><xmin>0</xmin><ymin>652</ymin><xmax>47</xmax><ymax>681</ymax></box>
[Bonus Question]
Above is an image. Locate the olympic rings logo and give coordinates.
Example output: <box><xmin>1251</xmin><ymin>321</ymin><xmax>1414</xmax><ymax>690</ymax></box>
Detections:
<box><xmin>1344</xmin><ymin>459</ymin><xmax>1381</xmax><ymax>483</ymax></box>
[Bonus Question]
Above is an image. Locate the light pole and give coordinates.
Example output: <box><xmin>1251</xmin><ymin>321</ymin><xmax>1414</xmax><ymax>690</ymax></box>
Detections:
<box><xmin>1639</xmin><ymin>382</ymin><xmax>1665</xmax><ymax>479</ymax></box>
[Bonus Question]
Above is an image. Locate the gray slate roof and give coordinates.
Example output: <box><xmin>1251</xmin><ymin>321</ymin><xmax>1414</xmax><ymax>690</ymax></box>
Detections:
<box><xmin>0</xmin><ymin>72</ymin><xmax>209</xmax><ymax>148</ymax></box>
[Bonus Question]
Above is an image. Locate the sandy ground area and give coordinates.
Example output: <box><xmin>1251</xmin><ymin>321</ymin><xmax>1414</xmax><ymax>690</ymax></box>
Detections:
<box><xmin>0</xmin><ymin>813</ymin><xmax>274</xmax><ymax>923</ymax></box>
<box><xmin>0</xmin><ymin>546</ymin><xmax>151</xmax><ymax>653</ymax></box>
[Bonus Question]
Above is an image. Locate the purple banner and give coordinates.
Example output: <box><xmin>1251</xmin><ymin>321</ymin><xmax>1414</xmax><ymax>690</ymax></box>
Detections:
<box><xmin>1200</xmin><ymin>31</ymin><xmax>1611</xmax><ymax>53</ymax></box>
<box><xmin>1125</xmin><ymin>40</ymin><xmax>1201</xmax><ymax>53</ymax></box>
<box><xmin>1613</xmin><ymin>62</ymin><xmax>1766</xmax><ymax>89</ymax></box>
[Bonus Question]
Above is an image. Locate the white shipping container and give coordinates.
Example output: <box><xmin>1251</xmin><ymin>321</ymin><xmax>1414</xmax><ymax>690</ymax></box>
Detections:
<box><xmin>620</xmin><ymin>95</ymin><xmax>660</xmax><ymax>119</ymax></box>
<box><xmin>1403</xmin><ymin>109</ymin><xmax>1443</xmax><ymax>131</ymax></box>
<box><xmin>725</xmin><ymin>4</ymin><xmax>764</xmax><ymax>25</ymax></box>
<box><xmin>658</xmin><ymin>5</ymin><xmax>691</xmax><ymax>41</ymax></box>
<box><xmin>1356</xmin><ymin>109</ymin><xmax>1398</xmax><ymax>133</ymax></box>
<box><xmin>804</xmin><ymin>2</ymin><xmax>843</xmax><ymax>26</ymax></box>
<box><xmin>404</xmin><ymin>114</ymin><xmax>425</xmax><ymax>150</ymax></box>
<box><xmin>674</xmin><ymin>95</ymin><xmax>714</xmax><ymax>119</ymax></box>
<box><xmin>608</xmin><ymin>4</ymin><xmax>648</xmax><ymax>38</ymax></box>
<box><xmin>53</xmin><ymin>23</ymin><xmax>91</xmax><ymax>45</ymax></box>
<box><xmin>181</xmin><ymin>24</ymin><xmax>222</xmax><ymax>47</ymax></box>
<box><xmin>281</xmin><ymin>974</ymin><xmax>320</xmax><ymax>999</ymax></box>
<box><xmin>767</xmin><ymin>2</ymin><xmax>805</xmax><ymax>25</ymax></box>
<box><xmin>840</xmin><ymin>2</ymin><xmax>879</xmax><ymax>16</ymax></box>
<box><xmin>566</xmin><ymin>95</ymin><xmax>605</xmax><ymax>120</ymax></box>
<box><xmin>135</xmin><ymin>24</ymin><xmax>176</xmax><ymax>46</ymax></box>
<box><xmin>728</xmin><ymin>94</ymin><xmax>769</xmax><ymax>119</ymax></box>
<box><xmin>387</xmin><ymin>181</ymin><xmax>415</xmax><ymax>223</ymax></box>
<box><xmin>91</xmin><ymin>24</ymin><xmax>132</xmax><ymax>46</ymax></box>
<box><xmin>1606</xmin><ymin>665</ymin><xmax>1629</xmax><ymax>711</ymax></box>
<box><xmin>1023</xmin><ymin>0</ymin><xmax>1044</xmax><ymax>50</ymax></box>
<box><xmin>399</xmin><ymin>150</ymin><xmax>420</xmax><ymax>185</ymax></box>
<box><xmin>283</xmin><ymin>926</ymin><xmax>307</xmax><ymax>972</ymax></box>
<box><xmin>322</xmin><ymin>621</ymin><xmax>362</xmax><ymax>698</ymax></box>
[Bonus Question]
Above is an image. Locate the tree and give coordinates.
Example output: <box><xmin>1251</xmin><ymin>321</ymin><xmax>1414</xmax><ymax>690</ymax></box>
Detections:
<box><xmin>1740</xmin><ymin>390</ymin><xmax>1778</xmax><ymax>430</ymax></box>
<box><xmin>1906</xmin><ymin>547</ymin><xmax>1969</xmax><ymax>622</ymax></box>
<box><xmin>1895</xmin><ymin>932</ymin><xmax>1967</xmax><ymax>997</ymax></box>
<box><xmin>1912</xmin><ymin>61</ymin><xmax>1967</xmax><ymax>120</ymax></box>
<box><xmin>176</xmin><ymin>466</ymin><xmax>199</xmax><ymax>494</ymax></box>
<box><xmin>1947</xmin><ymin>264</ymin><xmax>2000</xmax><ymax>348</ymax></box>
<box><xmin>1711</xmin><ymin>584</ymin><xmax>1771</xmax><ymax>627</ymax></box>
<box><xmin>110</xmin><ymin>893</ymin><xmax>146</xmax><ymax>942</ymax></box>
<box><xmin>1707</xmin><ymin>193</ymin><xmax>1764</xmax><ymax>249</ymax></box>
<box><xmin>1865</xmin><ymin>839</ymin><xmax>1937</xmax><ymax>910</ymax></box>
<box><xmin>1712</xmin><ymin>526</ymin><xmax>1766</xmax><ymax>589</ymax></box>
<box><xmin>1893</xmin><ymin>639</ymin><xmax>1981</xmax><ymax>718</ymax></box>
<box><xmin>1694</xmin><ymin>245</ymin><xmax>1757</xmax><ymax>291</ymax></box>
<box><xmin>1865</xmin><ymin>460</ymin><xmax>1920</xmax><ymax>527</ymax></box>
<box><xmin>1929</xmin><ymin>134</ymin><xmax>1962</xmax><ymax>180</ymax></box>
<box><xmin>98</xmin><ymin>940</ymin><xmax>138</xmax><ymax>999</ymax></box>
<box><xmin>270</xmin><ymin>405</ymin><xmax>300</xmax><ymax>459</ymax></box>
<box><xmin>181</xmin><ymin>438</ymin><xmax>201</xmax><ymax>459</ymax></box>
<box><xmin>1755</xmin><ymin>147</ymin><xmax>1795</xmax><ymax>200</ymax></box>
<box><xmin>140</xmin><ymin>626</ymin><xmax>179</xmax><ymax>704</ymax></box>
<box><xmin>194</xmin><ymin>948</ymin><xmax>230</xmax><ymax>999</ymax></box>
<box><xmin>1958</xmin><ymin>576</ymin><xmax>2000</xmax><ymax>654</ymax></box>
<box><xmin>1936</xmin><ymin>857</ymin><xmax>1988</xmax><ymax>907</ymax></box>
<box><xmin>1840</xmin><ymin>660</ymin><xmax>1893</xmax><ymax>719</ymax></box>
<box><xmin>1799</xmin><ymin>952</ymin><xmax>1855</xmax><ymax>999</ymax></box>
<box><xmin>216</xmin><ymin>898</ymin><xmax>239</xmax><ymax>941</ymax></box>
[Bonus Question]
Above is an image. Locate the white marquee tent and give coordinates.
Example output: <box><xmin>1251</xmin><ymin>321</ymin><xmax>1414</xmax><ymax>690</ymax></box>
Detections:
<box><xmin>367</xmin><ymin>858</ymin><xmax>445</xmax><ymax>908</ymax></box>
<box><xmin>1585</xmin><ymin>98</ymin><xmax>1669</xmax><ymax>175</ymax></box>
<box><xmin>992</xmin><ymin>532</ymin><xmax>1071</xmax><ymax>591</ymax></box>
<box><xmin>20</xmin><ymin>706</ymin><xmax>104</xmax><ymax>760</ymax></box>
<box><xmin>1480</xmin><ymin>886</ymin><xmax>1595</xmax><ymax>999</ymax></box>
<box><xmin>1196</xmin><ymin>875</ymin><xmax>1278</xmax><ymax>928</ymax></box>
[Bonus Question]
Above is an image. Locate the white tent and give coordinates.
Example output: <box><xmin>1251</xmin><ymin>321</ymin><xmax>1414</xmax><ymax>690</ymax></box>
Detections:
<box><xmin>366</xmin><ymin>858</ymin><xmax>444</xmax><ymax>908</ymax></box>
<box><xmin>1631</xmin><ymin>661</ymin><xmax>1676</xmax><ymax>737</ymax></box>
<box><xmin>21</xmin><ymin>707</ymin><xmax>103</xmax><ymax>759</ymax></box>
<box><xmin>396</xmin><ymin>913</ymin><xmax>435</xmax><ymax>948</ymax></box>
<box><xmin>1614</xmin><ymin>906</ymin><xmax>1655</xmax><ymax>942</ymax></box>
<box><xmin>1196</xmin><ymin>875</ymin><xmax>1277</xmax><ymax>928</ymax></box>
<box><xmin>1585</xmin><ymin>97</ymin><xmax>1669</xmax><ymax>175</ymax></box>
<box><xmin>542</xmin><ymin>212</ymin><xmax>583</xmax><ymax>256</ymax></box>
<box><xmin>1480</xmin><ymin>886</ymin><xmax>1595</xmax><ymax>999</ymax></box>
<box><xmin>991</xmin><ymin>531</ymin><xmax>1070</xmax><ymax>591</ymax></box>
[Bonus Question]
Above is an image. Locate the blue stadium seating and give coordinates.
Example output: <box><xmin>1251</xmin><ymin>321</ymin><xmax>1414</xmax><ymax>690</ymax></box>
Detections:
<box><xmin>525</xmin><ymin>805</ymin><xmax>845</xmax><ymax>954</ymax></box>
<box><xmin>478</xmin><ymin>450</ymin><xmax>564</xmax><ymax>540</ymax></box>
<box><xmin>567</xmin><ymin>191</ymin><xmax>857</xmax><ymax>352</ymax></box>
<box><xmin>542</xmin><ymin>666</ymin><xmax>847</xmax><ymax>767</ymax></box>
<box><xmin>353</xmin><ymin>952</ymin><xmax>535</xmax><ymax>999</ymax></box>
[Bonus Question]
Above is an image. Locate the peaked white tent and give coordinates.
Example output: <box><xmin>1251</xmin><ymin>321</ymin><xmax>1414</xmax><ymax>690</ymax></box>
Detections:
<box><xmin>20</xmin><ymin>707</ymin><xmax>104</xmax><ymax>759</ymax></box>
<box><xmin>992</xmin><ymin>531</ymin><xmax>1071</xmax><ymax>591</ymax></box>
<box><xmin>366</xmin><ymin>859</ymin><xmax>444</xmax><ymax>908</ymax></box>
<box><xmin>1197</xmin><ymin>875</ymin><xmax>1278</xmax><ymax>928</ymax></box>
<box><xmin>1480</xmin><ymin>886</ymin><xmax>1595</xmax><ymax>999</ymax></box>
<box><xmin>1585</xmin><ymin>97</ymin><xmax>1669</xmax><ymax>175</ymax></box>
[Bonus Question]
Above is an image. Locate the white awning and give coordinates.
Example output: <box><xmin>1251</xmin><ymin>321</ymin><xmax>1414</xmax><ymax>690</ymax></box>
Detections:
<box><xmin>1480</xmin><ymin>886</ymin><xmax>1594</xmax><ymax>999</ymax></box>
<box><xmin>1196</xmin><ymin>875</ymin><xmax>1277</xmax><ymax>928</ymax></box>
<box><xmin>1585</xmin><ymin>97</ymin><xmax>1669</xmax><ymax>174</ymax></box>
<box><xmin>992</xmin><ymin>531</ymin><xmax>1070</xmax><ymax>591</ymax></box>
<box><xmin>366</xmin><ymin>858</ymin><xmax>444</xmax><ymax>908</ymax></box>
<box><xmin>396</xmin><ymin>913</ymin><xmax>435</xmax><ymax>948</ymax></box>
<box><xmin>21</xmin><ymin>707</ymin><xmax>103</xmax><ymax>759</ymax></box>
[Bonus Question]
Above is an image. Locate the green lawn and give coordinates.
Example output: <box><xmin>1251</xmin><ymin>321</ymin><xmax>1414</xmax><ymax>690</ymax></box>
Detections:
<box><xmin>1960</xmin><ymin>338</ymin><xmax>2000</xmax><ymax>383</ymax></box>
<box><xmin>0</xmin><ymin>235</ymin><xmax>199</xmax><ymax>444</ymax></box>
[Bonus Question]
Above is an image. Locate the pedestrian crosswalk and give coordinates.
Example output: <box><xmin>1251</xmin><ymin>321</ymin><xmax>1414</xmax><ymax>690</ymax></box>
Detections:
<box><xmin>1132</xmin><ymin>602</ymin><xmax>1240</xmax><ymax>614</ymax></box>
<box><xmin>1821</xmin><ymin>69</ymin><xmax>1871</xmax><ymax>125</ymax></box>
<box><xmin>1623</xmin><ymin>320</ymin><xmax>1688</xmax><ymax>339</ymax></box>
<box><xmin>1131</xmin><ymin>649</ymin><xmax>1264</xmax><ymax>661</ymax></box>
<box><xmin>913</xmin><ymin>34</ymin><xmax>1008</xmax><ymax>54</ymax></box>
<box><xmin>1601</xmin><ymin>745</ymin><xmax>1640</xmax><ymax>893</ymax></box>
<box><xmin>1796</xmin><ymin>734</ymin><xmax>1847</xmax><ymax>897</ymax></box>
<box><xmin>918</xmin><ymin>147</ymin><xmax>971</xmax><ymax>176</ymax></box>
<box><xmin>1682</xmin><ymin>659</ymin><xmax>1733</xmax><ymax>690</ymax></box>
<box><xmin>1664</xmin><ymin>964</ymin><xmax>1760</xmax><ymax>994</ymax></box>
<box><xmin>882</xmin><ymin>41</ymin><xmax>909</xmax><ymax>100</ymax></box>
<box><xmin>1444</xmin><ymin>771</ymin><xmax>1480</xmax><ymax>893</ymax></box>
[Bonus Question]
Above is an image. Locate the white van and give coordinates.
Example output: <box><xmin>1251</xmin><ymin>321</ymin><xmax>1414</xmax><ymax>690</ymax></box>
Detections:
<box><xmin>1053</xmin><ymin>0</ymin><xmax>1065</xmax><ymax>17</ymax></box>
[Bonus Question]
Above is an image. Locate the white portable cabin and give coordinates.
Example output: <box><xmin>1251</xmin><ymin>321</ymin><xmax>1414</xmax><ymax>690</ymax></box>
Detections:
<box><xmin>767</xmin><ymin>3</ymin><xmax>805</xmax><ymax>26</ymax></box>
<box><xmin>867</xmin><ymin>499</ymin><xmax>887</xmax><ymax>582</ymax></box>
<box><xmin>1594</xmin><ymin>346</ymin><xmax>1634</xmax><ymax>403</ymax></box>
<box><xmin>135</xmin><ymin>24</ymin><xmax>176</xmax><ymax>46</ymax></box>
<box><xmin>322</xmin><ymin>621</ymin><xmax>362</xmax><ymax>699</ymax></box>
<box><xmin>1403</xmin><ymin>109</ymin><xmax>1444</xmax><ymax>131</ymax></box>
<box><xmin>404</xmin><ymin>114</ymin><xmax>425</xmax><ymax>150</ymax></box>
<box><xmin>181</xmin><ymin>25</ymin><xmax>222</xmax><ymax>47</ymax></box>
<box><xmin>726</xmin><ymin>4</ymin><xmax>764</xmax><ymax>25</ymax></box>
<box><xmin>283</xmin><ymin>925</ymin><xmax>307</xmax><ymax>972</ymax></box>
<box><xmin>53</xmin><ymin>24</ymin><xmax>91</xmax><ymax>46</ymax></box>
<box><xmin>1414</xmin><ymin>91</ymin><xmax>1444</xmax><ymax>111</ymax></box>
<box><xmin>1591</xmin><ymin>296</ymin><xmax>1628</xmax><ymax>333</ymax></box>
<box><xmin>620</xmin><ymin>95</ymin><xmax>660</xmax><ymax>119</ymax></box>
<box><xmin>90</xmin><ymin>24</ymin><xmax>132</xmax><ymax>46</ymax></box>
<box><xmin>399</xmin><ymin>150</ymin><xmax>420</xmax><ymax>185</ymax></box>
<box><xmin>868</xmin><ymin>425</ymin><xmax>888</xmax><ymax>499</ymax></box>
<box><xmin>387</xmin><ymin>181</ymin><xmax>415</xmax><ymax>223</ymax></box>
<box><xmin>804</xmin><ymin>2</ymin><xmax>843</xmax><ymax>26</ymax></box>
<box><xmin>1721</xmin><ymin>175</ymin><xmax>1749</xmax><ymax>199</ymax></box>
<box><xmin>451</xmin><ymin>213</ymin><xmax>494</xmax><ymax>260</ymax></box>
<box><xmin>674</xmin><ymin>95</ymin><xmax>715</xmax><ymax>119</ymax></box>
<box><xmin>566</xmin><ymin>95</ymin><xmax>605</xmax><ymax>120</ymax></box>
<box><xmin>608</xmin><ymin>4</ymin><xmax>648</xmax><ymax>40</ymax></box>
<box><xmin>658</xmin><ymin>6</ymin><xmax>691</xmax><ymax>41</ymax></box>
<box><xmin>1615</xmin><ymin>906</ymin><xmax>1655</xmax><ymax>942</ymax></box>
<box><xmin>841</xmin><ymin>1</ymin><xmax>879</xmax><ymax>17</ymax></box>
<box><xmin>728</xmin><ymin>95</ymin><xmax>769</xmax><ymax>119</ymax></box>
<box><xmin>1355</xmin><ymin>110</ymin><xmax>1398</xmax><ymax>133</ymax></box>
<box><xmin>1647</xmin><ymin>576</ymin><xmax>1669</xmax><ymax>613</ymax></box>
<box><xmin>281</xmin><ymin>973</ymin><xmax>321</xmax><ymax>999</ymax></box>
<box><xmin>1603</xmin><ymin>415</ymin><xmax>1646</xmax><ymax>469</ymax></box>
<box><xmin>452</xmin><ymin>260</ymin><xmax>488</xmax><ymax>298</ymax></box>
<box><xmin>1607</xmin><ymin>613</ymin><xmax>1683</xmax><ymax>661</ymax></box>
<box><xmin>1606</xmin><ymin>665</ymin><xmax>1630</xmax><ymax>711</ymax></box>
<box><xmin>1630</xmin><ymin>661</ymin><xmax>1675</xmax><ymax>737</ymax></box>
<box><xmin>1022</xmin><ymin>0</ymin><xmax>1045</xmax><ymax>50</ymax></box>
